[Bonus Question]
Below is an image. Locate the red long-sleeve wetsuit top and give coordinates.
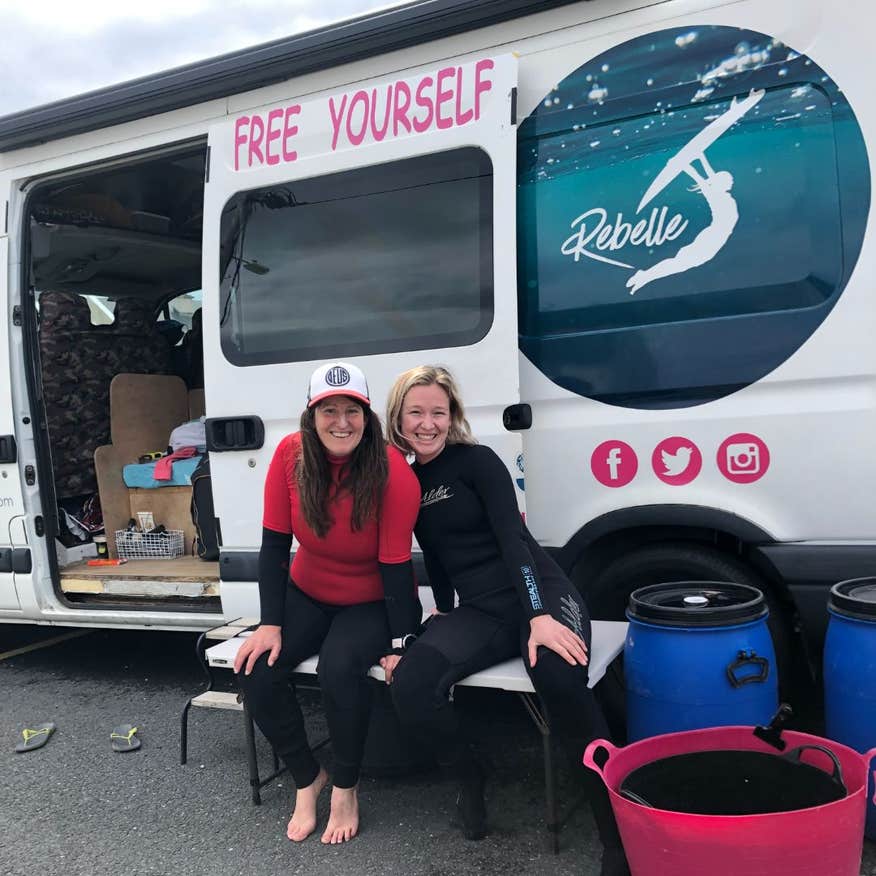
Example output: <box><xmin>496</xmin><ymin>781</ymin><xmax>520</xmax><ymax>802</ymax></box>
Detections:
<box><xmin>260</xmin><ymin>432</ymin><xmax>420</xmax><ymax>636</ymax></box>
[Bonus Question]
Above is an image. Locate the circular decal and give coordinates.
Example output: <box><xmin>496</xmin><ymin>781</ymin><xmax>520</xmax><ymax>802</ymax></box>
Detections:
<box><xmin>717</xmin><ymin>432</ymin><xmax>770</xmax><ymax>483</ymax></box>
<box><xmin>518</xmin><ymin>26</ymin><xmax>869</xmax><ymax>409</ymax></box>
<box><xmin>652</xmin><ymin>436</ymin><xmax>702</xmax><ymax>485</ymax></box>
<box><xmin>591</xmin><ymin>440</ymin><xmax>638</xmax><ymax>487</ymax></box>
<box><xmin>325</xmin><ymin>365</ymin><xmax>351</xmax><ymax>387</ymax></box>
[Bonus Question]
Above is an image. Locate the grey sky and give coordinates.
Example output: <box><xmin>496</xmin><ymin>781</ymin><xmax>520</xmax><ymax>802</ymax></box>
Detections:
<box><xmin>0</xmin><ymin>0</ymin><xmax>407</xmax><ymax>117</ymax></box>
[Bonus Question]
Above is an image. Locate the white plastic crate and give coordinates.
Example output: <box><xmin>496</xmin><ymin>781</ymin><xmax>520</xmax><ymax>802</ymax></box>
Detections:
<box><xmin>114</xmin><ymin>529</ymin><xmax>184</xmax><ymax>560</ymax></box>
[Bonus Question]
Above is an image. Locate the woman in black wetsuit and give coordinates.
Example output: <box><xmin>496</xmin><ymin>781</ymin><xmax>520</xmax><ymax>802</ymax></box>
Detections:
<box><xmin>380</xmin><ymin>365</ymin><xmax>629</xmax><ymax>876</ymax></box>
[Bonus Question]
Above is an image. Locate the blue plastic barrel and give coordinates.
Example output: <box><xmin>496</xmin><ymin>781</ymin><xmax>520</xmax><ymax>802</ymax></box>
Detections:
<box><xmin>625</xmin><ymin>582</ymin><xmax>778</xmax><ymax>742</ymax></box>
<box><xmin>824</xmin><ymin>577</ymin><xmax>876</xmax><ymax>840</ymax></box>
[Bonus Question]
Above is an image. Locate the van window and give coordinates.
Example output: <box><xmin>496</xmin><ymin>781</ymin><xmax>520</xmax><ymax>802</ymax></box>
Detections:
<box><xmin>167</xmin><ymin>290</ymin><xmax>202</xmax><ymax>332</ymax></box>
<box><xmin>218</xmin><ymin>147</ymin><xmax>493</xmax><ymax>366</ymax></box>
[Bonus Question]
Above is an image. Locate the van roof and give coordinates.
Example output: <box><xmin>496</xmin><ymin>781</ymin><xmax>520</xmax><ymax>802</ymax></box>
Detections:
<box><xmin>0</xmin><ymin>0</ymin><xmax>583</xmax><ymax>153</ymax></box>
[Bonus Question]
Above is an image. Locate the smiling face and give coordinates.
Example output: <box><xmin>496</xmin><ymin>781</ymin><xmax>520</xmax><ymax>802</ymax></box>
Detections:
<box><xmin>314</xmin><ymin>395</ymin><xmax>366</xmax><ymax>458</ymax></box>
<box><xmin>401</xmin><ymin>383</ymin><xmax>451</xmax><ymax>464</ymax></box>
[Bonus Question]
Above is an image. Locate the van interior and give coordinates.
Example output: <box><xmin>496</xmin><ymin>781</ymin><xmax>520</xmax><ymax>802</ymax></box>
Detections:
<box><xmin>25</xmin><ymin>143</ymin><xmax>220</xmax><ymax>610</ymax></box>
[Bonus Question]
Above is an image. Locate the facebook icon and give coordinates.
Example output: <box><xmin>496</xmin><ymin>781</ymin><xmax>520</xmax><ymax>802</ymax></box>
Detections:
<box><xmin>591</xmin><ymin>440</ymin><xmax>637</xmax><ymax>487</ymax></box>
<box><xmin>606</xmin><ymin>446</ymin><xmax>622</xmax><ymax>480</ymax></box>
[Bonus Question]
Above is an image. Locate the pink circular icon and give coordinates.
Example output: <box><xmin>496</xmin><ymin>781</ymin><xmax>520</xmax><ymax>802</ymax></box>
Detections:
<box><xmin>591</xmin><ymin>440</ymin><xmax>638</xmax><ymax>487</ymax></box>
<box><xmin>717</xmin><ymin>433</ymin><xmax>770</xmax><ymax>484</ymax></box>
<box><xmin>652</xmin><ymin>437</ymin><xmax>702</xmax><ymax>485</ymax></box>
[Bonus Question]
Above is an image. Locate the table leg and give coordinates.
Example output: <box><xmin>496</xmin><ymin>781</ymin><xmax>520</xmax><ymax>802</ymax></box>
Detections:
<box><xmin>242</xmin><ymin>699</ymin><xmax>262</xmax><ymax>806</ymax></box>
<box><xmin>519</xmin><ymin>692</ymin><xmax>559</xmax><ymax>854</ymax></box>
<box><xmin>180</xmin><ymin>630</ymin><xmax>212</xmax><ymax>766</ymax></box>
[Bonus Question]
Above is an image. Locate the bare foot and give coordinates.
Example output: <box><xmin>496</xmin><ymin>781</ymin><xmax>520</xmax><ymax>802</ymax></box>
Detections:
<box><xmin>320</xmin><ymin>785</ymin><xmax>359</xmax><ymax>844</ymax></box>
<box><xmin>287</xmin><ymin>768</ymin><xmax>328</xmax><ymax>842</ymax></box>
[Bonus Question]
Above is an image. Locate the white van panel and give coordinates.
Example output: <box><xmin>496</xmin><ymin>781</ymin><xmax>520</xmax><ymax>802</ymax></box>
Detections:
<box><xmin>202</xmin><ymin>54</ymin><xmax>523</xmax><ymax>574</ymax></box>
<box><xmin>516</xmin><ymin>0</ymin><xmax>875</xmax><ymax>551</ymax></box>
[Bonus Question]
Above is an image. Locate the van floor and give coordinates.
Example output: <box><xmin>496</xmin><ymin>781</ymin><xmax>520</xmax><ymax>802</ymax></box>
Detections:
<box><xmin>59</xmin><ymin>556</ymin><xmax>219</xmax><ymax>599</ymax></box>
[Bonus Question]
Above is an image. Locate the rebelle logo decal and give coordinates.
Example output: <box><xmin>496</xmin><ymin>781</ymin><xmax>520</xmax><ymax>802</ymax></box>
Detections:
<box><xmin>561</xmin><ymin>90</ymin><xmax>763</xmax><ymax>294</ymax></box>
<box><xmin>517</xmin><ymin>26</ymin><xmax>870</xmax><ymax>410</ymax></box>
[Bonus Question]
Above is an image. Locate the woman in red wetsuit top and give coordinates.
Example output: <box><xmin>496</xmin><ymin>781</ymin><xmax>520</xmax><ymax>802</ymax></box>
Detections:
<box><xmin>234</xmin><ymin>362</ymin><xmax>420</xmax><ymax>845</ymax></box>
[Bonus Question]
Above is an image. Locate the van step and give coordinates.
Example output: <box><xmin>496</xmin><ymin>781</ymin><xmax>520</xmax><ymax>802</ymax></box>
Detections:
<box><xmin>60</xmin><ymin>578</ymin><xmax>219</xmax><ymax>598</ymax></box>
<box><xmin>191</xmin><ymin>691</ymin><xmax>243</xmax><ymax>711</ymax></box>
<box><xmin>59</xmin><ymin>557</ymin><xmax>219</xmax><ymax>580</ymax></box>
<box><xmin>59</xmin><ymin>557</ymin><xmax>220</xmax><ymax>597</ymax></box>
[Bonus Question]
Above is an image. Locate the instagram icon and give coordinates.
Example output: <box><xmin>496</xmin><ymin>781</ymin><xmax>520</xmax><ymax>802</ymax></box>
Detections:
<box><xmin>717</xmin><ymin>433</ymin><xmax>770</xmax><ymax>484</ymax></box>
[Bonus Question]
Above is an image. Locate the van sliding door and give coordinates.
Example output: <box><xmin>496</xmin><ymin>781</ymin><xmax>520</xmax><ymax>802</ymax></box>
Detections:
<box><xmin>202</xmin><ymin>55</ymin><xmax>522</xmax><ymax>609</ymax></box>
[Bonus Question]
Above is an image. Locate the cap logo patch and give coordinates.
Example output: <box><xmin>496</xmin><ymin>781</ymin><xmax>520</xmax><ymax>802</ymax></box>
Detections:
<box><xmin>325</xmin><ymin>366</ymin><xmax>351</xmax><ymax>387</ymax></box>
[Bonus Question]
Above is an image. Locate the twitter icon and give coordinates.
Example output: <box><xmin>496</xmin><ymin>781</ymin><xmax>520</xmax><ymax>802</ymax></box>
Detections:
<box><xmin>652</xmin><ymin>437</ymin><xmax>702</xmax><ymax>485</ymax></box>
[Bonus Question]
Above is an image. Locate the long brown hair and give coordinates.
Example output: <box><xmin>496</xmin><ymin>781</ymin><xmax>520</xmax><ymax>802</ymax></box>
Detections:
<box><xmin>295</xmin><ymin>402</ymin><xmax>388</xmax><ymax>537</ymax></box>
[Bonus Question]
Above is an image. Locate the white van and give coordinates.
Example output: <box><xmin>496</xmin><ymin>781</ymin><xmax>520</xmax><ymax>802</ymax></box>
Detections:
<box><xmin>0</xmin><ymin>0</ymin><xmax>872</xmax><ymax>682</ymax></box>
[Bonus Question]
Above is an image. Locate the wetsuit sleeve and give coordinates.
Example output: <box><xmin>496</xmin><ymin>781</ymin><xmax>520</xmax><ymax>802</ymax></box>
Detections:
<box><xmin>259</xmin><ymin>436</ymin><xmax>295</xmax><ymax>626</ymax></box>
<box><xmin>378</xmin><ymin>448</ymin><xmax>422</xmax><ymax>642</ymax></box>
<box><xmin>467</xmin><ymin>446</ymin><xmax>547</xmax><ymax>620</ymax></box>
<box><xmin>423</xmin><ymin>551</ymin><xmax>455</xmax><ymax>614</ymax></box>
<box><xmin>258</xmin><ymin>527</ymin><xmax>293</xmax><ymax>626</ymax></box>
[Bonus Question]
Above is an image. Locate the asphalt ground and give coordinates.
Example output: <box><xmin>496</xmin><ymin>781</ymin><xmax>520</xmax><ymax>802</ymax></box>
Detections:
<box><xmin>1</xmin><ymin>624</ymin><xmax>875</xmax><ymax>876</ymax></box>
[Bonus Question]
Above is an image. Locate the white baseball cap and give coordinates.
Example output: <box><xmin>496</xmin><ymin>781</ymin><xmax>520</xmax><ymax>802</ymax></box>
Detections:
<box><xmin>306</xmin><ymin>362</ymin><xmax>371</xmax><ymax>408</ymax></box>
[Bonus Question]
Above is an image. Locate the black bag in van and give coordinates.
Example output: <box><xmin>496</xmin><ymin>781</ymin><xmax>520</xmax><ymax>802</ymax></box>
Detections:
<box><xmin>190</xmin><ymin>455</ymin><xmax>220</xmax><ymax>561</ymax></box>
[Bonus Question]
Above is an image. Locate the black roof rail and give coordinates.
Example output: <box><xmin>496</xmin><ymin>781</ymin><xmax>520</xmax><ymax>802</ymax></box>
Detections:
<box><xmin>0</xmin><ymin>0</ymin><xmax>587</xmax><ymax>152</ymax></box>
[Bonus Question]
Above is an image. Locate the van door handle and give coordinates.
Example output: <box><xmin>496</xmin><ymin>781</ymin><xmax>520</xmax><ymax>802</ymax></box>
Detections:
<box><xmin>502</xmin><ymin>404</ymin><xmax>532</xmax><ymax>431</ymax></box>
<box><xmin>0</xmin><ymin>435</ymin><xmax>16</xmax><ymax>463</ymax></box>
<box><xmin>205</xmin><ymin>416</ymin><xmax>265</xmax><ymax>452</ymax></box>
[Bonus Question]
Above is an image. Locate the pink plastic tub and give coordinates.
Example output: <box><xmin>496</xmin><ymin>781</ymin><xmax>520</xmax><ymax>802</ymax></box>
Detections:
<box><xmin>583</xmin><ymin>727</ymin><xmax>875</xmax><ymax>876</ymax></box>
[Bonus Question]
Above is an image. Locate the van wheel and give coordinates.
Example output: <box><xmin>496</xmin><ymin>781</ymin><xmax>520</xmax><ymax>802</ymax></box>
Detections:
<box><xmin>575</xmin><ymin>542</ymin><xmax>796</xmax><ymax>702</ymax></box>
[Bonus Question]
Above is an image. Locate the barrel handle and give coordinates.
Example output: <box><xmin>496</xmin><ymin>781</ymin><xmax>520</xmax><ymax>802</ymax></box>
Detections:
<box><xmin>583</xmin><ymin>739</ymin><xmax>617</xmax><ymax>776</ymax></box>
<box><xmin>781</xmin><ymin>744</ymin><xmax>847</xmax><ymax>796</ymax></box>
<box><xmin>726</xmin><ymin>649</ymin><xmax>770</xmax><ymax>688</ymax></box>
<box><xmin>867</xmin><ymin>749</ymin><xmax>876</xmax><ymax>807</ymax></box>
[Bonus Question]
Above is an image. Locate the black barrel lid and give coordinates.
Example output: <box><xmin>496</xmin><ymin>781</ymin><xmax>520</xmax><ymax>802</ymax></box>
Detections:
<box><xmin>829</xmin><ymin>578</ymin><xmax>876</xmax><ymax>620</ymax></box>
<box><xmin>628</xmin><ymin>581</ymin><xmax>768</xmax><ymax>627</ymax></box>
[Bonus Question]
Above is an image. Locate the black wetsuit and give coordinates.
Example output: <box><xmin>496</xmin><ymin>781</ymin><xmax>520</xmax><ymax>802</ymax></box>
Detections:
<box><xmin>390</xmin><ymin>442</ymin><xmax>622</xmax><ymax>853</ymax></box>
<box><xmin>413</xmin><ymin>443</ymin><xmax>570</xmax><ymax>619</ymax></box>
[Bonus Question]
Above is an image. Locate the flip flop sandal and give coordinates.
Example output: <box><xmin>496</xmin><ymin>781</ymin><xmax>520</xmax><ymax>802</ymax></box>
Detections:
<box><xmin>110</xmin><ymin>724</ymin><xmax>141</xmax><ymax>752</ymax></box>
<box><xmin>15</xmin><ymin>722</ymin><xmax>56</xmax><ymax>753</ymax></box>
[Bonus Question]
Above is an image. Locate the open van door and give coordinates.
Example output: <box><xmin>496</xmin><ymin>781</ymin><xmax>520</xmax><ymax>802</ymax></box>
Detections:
<box><xmin>202</xmin><ymin>54</ymin><xmax>521</xmax><ymax>612</ymax></box>
<box><xmin>0</xmin><ymin>209</ymin><xmax>28</xmax><ymax>612</ymax></box>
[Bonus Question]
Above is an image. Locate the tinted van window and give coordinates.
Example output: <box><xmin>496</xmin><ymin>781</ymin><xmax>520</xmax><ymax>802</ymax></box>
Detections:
<box><xmin>219</xmin><ymin>147</ymin><xmax>493</xmax><ymax>366</ymax></box>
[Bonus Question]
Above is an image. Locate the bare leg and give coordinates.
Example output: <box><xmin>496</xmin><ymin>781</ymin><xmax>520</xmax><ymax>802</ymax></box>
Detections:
<box><xmin>321</xmin><ymin>785</ymin><xmax>360</xmax><ymax>844</ymax></box>
<box><xmin>287</xmin><ymin>767</ymin><xmax>329</xmax><ymax>842</ymax></box>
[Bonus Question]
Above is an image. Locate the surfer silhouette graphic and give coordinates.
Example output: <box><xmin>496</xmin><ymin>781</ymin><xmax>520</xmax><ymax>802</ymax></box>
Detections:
<box><xmin>626</xmin><ymin>88</ymin><xmax>764</xmax><ymax>295</ymax></box>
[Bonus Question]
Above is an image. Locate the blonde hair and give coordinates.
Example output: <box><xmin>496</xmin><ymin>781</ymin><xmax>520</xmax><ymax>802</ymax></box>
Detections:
<box><xmin>386</xmin><ymin>365</ymin><xmax>477</xmax><ymax>453</ymax></box>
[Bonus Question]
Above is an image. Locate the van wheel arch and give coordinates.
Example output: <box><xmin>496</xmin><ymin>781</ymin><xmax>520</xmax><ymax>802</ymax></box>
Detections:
<box><xmin>569</xmin><ymin>539</ymin><xmax>806</xmax><ymax>699</ymax></box>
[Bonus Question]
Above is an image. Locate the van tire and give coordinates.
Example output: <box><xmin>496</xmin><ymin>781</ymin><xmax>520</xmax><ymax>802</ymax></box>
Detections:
<box><xmin>576</xmin><ymin>541</ymin><xmax>796</xmax><ymax>702</ymax></box>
